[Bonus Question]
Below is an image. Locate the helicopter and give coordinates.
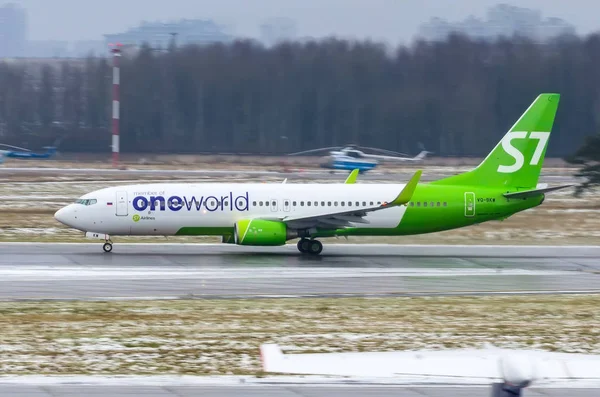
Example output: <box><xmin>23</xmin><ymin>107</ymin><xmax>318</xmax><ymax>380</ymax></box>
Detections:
<box><xmin>0</xmin><ymin>144</ymin><xmax>58</xmax><ymax>163</ymax></box>
<box><xmin>288</xmin><ymin>144</ymin><xmax>431</xmax><ymax>173</ymax></box>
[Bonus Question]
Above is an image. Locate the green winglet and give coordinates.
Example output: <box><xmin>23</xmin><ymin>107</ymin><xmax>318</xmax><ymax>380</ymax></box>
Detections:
<box><xmin>386</xmin><ymin>170</ymin><xmax>422</xmax><ymax>206</ymax></box>
<box><xmin>344</xmin><ymin>169</ymin><xmax>360</xmax><ymax>184</ymax></box>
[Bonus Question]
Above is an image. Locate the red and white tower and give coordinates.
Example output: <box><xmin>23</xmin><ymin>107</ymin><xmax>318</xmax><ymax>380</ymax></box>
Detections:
<box><xmin>110</xmin><ymin>43</ymin><xmax>122</xmax><ymax>168</ymax></box>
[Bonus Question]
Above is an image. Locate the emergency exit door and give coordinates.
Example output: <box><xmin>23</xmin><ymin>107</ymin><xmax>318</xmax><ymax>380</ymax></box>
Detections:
<box><xmin>464</xmin><ymin>192</ymin><xmax>475</xmax><ymax>217</ymax></box>
<box><xmin>116</xmin><ymin>191</ymin><xmax>128</xmax><ymax>216</ymax></box>
<box><xmin>270</xmin><ymin>199</ymin><xmax>278</xmax><ymax>212</ymax></box>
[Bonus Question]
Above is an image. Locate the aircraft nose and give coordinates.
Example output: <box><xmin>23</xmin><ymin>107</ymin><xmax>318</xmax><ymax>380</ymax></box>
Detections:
<box><xmin>54</xmin><ymin>207</ymin><xmax>69</xmax><ymax>225</ymax></box>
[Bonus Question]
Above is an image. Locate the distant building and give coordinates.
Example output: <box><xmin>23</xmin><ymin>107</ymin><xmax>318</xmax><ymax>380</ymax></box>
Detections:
<box><xmin>418</xmin><ymin>3</ymin><xmax>575</xmax><ymax>42</ymax></box>
<box><xmin>104</xmin><ymin>19</ymin><xmax>234</xmax><ymax>50</ymax></box>
<box><xmin>260</xmin><ymin>17</ymin><xmax>297</xmax><ymax>46</ymax></box>
<box><xmin>0</xmin><ymin>2</ymin><xmax>27</xmax><ymax>57</ymax></box>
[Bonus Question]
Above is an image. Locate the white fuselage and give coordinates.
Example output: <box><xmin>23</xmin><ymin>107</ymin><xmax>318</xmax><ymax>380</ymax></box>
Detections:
<box><xmin>54</xmin><ymin>183</ymin><xmax>408</xmax><ymax>236</ymax></box>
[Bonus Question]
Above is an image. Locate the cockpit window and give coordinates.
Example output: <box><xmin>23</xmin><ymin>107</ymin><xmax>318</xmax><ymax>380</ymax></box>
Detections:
<box><xmin>75</xmin><ymin>199</ymin><xmax>97</xmax><ymax>206</ymax></box>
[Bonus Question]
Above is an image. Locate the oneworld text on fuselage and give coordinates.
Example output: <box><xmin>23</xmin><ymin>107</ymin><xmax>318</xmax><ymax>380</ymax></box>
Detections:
<box><xmin>132</xmin><ymin>192</ymin><xmax>250</xmax><ymax>212</ymax></box>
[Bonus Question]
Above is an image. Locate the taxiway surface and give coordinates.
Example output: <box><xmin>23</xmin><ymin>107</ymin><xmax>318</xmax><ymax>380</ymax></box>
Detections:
<box><xmin>1</xmin><ymin>243</ymin><xmax>598</xmax><ymax>301</ymax></box>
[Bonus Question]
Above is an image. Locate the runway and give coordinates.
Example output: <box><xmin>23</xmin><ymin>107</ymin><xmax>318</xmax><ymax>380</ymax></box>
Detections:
<box><xmin>0</xmin><ymin>377</ymin><xmax>597</xmax><ymax>397</ymax></box>
<box><xmin>1</xmin><ymin>243</ymin><xmax>599</xmax><ymax>301</ymax></box>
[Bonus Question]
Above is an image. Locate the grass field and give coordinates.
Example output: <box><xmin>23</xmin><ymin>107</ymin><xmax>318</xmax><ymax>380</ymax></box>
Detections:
<box><xmin>0</xmin><ymin>295</ymin><xmax>597</xmax><ymax>375</ymax></box>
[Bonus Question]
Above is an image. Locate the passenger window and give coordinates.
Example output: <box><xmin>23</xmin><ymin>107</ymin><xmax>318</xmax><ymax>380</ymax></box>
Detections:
<box><xmin>437</xmin><ymin>202</ymin><xmax>440</xmax><ymax>207</ymax></box>
<box><xmin>272</xmin><ymin>201</ymin><xmax>276</xmax><ymax>206</ymax></box>
<box><xmin>284</xmin><ymin>201</ymin><xmax>289</xmax><ymax>207</ymax></box>
<box><xmin>327</xmin><ymin>201</ymin><xmax>331</xmax><ymax>206</ymax></box>
<box><xmin>348</xmin><ymin>202</ymin><xmax>352</xmax><ymax>206</ymax></box>
<box><xmin>443</xmin><ymin>202</ymin><xmax>447</xmax><ymax>207</ymax></box>
<box><xmin>334</xmin><ymin>201</ymin><xmax>338</xmax><ymax>206</ymax></box>
<box><xmin>301</xmin><ymin>201</ymin><xmax>304</xmax><ymax>206</ymax></box>
<box><xmin>430</xmin><ymin>202</ymin><xmax>434</xmax><ymax>207</ymax></box>
<box><xmin>377</xmin><ymin>201</ymin><xmax>381</xmax><ymax>205</ymax></box>
<box><xmin>417</xmin><ymin>202</ymin><xmax>421</xmax><ymax>207</ymax></box>
<box><xmin>293</xmin><ymin>201</ymin><xmax>297</xmax><ymax>206</ymax></box>
<box><xmin>341</xmin><ymin>202</ymin><xmax>345</xmax><ymax>206</ymax></box>
<box><xmin>314</xmin><ymin>201</ymin><xmax>318</xmax><ymax>206</ymax></box>
<box><xmin>410</xmin><ymin>202</ymin><xmax>414</xmax><ymax>207</ymax></box>
<box><xmin>321</xmin><ymin>201</ymin><xmax>325</xmax><ymax>206</ymax></box>
<box><xmin>362</xmin><ymin>201</ymin><xmax>366</xmax><ymax>206</ymax></box>
<box><xmin>307</xmin><ymin>202</ymin><xmax>311</xmax><ymax>206</ymax></box>
<box><xmin>370</xmin><ymin>201</ymin><xmax>373</xmax><ymax>205</ymax></box>
<box><xmin>253</xmin><ymin>201</ymin><xmax>257</xmax><ymax>206</ymax></box>
<box><xmin>424</xmin><ymin>202</ymin><xmax>428</xmax><ymax>207</ymax></box>
<box><xmin>259</xmin><ymin>201</ymin><xmax>263</xmax><ymax>206</ymax></box>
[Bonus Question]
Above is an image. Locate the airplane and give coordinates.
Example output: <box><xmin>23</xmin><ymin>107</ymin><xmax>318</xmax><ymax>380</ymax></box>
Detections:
<box><xmin>54</xmin><ymin>93</ymin><xmax>570</xmax><ymax>255</ymax></box>
<box><xmin>289</xmin><ymin>144</ymin><xmax>430</xmax><ymax>173</ymax></box>
<box><xmin>0</xmin><ymin>144</ymin><xmax>57</xmax><ymax>161</ymax></box>
<box><xmin>259</xmin><ymin>343</ymin><xmax>600</xmax><ymax>396</ymax></box>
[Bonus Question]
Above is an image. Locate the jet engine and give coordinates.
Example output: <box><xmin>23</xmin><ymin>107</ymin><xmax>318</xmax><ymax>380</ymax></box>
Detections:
<box><xmin>234</xmin><ymin>219</ymin><xmax>297</xmax><ymax>246</ymax></box>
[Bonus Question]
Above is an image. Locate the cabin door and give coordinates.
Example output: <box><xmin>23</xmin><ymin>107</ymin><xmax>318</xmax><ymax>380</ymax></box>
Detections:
<box><xmin>116</xmin><ymin>191</ymin><xmax>128</xmax><ymax>216</ymax></box>
<box><xmin>464</xmin><ymin>192</ymin><xmax>475</xmax><ymax>217</ymax></box>
<box><xmin>283</xmin><ymin>199</ymin><xmax>291</xmax><ymax>212</ymax></box>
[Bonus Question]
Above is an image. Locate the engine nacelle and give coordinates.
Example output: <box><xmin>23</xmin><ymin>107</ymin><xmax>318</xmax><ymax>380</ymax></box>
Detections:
<box><xmin>234</xmin><ymin>219</ymin><xmax>297</xmax><ymax>246</ymax></box>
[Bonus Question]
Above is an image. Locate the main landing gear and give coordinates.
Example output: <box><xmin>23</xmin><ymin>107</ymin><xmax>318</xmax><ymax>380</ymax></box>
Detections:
<box><xmin>102</xmin><ymin>238</ymin><xmax>113</xmax><ymax>253</ymax></box>
<box><xmin>297</xmin><ymin>238</ymin><xmax>323</xmax><ymax>255</ymax></box>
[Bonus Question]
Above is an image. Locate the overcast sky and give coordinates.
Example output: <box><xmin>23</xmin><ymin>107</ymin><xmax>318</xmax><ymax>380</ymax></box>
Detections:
<box><xmin>9</xmin><ymin>0</ymin><xmax>600</xmax><ymax>43</ymax></box>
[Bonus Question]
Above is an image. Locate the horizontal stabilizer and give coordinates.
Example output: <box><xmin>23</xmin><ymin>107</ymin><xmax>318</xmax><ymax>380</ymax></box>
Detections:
<box><xmin>503</xmin><ymin>184</ymin><xmax>572</xmax><ymax>199</ymax></box>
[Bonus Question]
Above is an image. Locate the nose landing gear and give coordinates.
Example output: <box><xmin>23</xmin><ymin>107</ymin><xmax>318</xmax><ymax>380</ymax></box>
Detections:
<box><xmin>84</xmin><ymin>232</ymin><xmax>114</xmax><ymax>253</ymax></box>
<box><xmin>297</xmin><ymin>238</ymin><xmax>323</xmax><ymax>255</ymax></box>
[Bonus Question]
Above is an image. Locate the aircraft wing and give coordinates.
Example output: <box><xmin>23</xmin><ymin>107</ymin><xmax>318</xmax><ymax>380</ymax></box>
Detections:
<box><xmin>260</xmin><ymin>344</ymin><xmax>600</xmax><ymax>385</ymax></box>
<box><xmin>280</xmin><ymin>170</ymin><xmax>421</xmax><ymax>230</ymax></box>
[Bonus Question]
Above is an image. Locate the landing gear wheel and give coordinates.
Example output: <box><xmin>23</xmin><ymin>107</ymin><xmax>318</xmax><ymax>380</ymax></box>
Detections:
<box><xmin>308</xmin><ymin>240</ymin><xmax>323</xmax><ymax>255</ymax></box>
<box><xmin>103</xmin><ymin>242</ymin><xmax>113</xmax><ymax>253</ymax></box>
<box><xmin>298</xmin><ymin>238</ymin><xmax>311</xmax><ymax>253</ymax></box>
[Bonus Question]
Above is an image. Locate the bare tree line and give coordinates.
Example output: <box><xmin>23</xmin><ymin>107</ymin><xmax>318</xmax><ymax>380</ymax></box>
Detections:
<box><xmin>1</xmin><ymin>33</ymin><xmax>600</xmax><ymax>157</ymax></box>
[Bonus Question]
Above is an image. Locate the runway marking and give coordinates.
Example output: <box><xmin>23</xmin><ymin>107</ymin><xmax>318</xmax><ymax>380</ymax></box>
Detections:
<box><xmin>0</xmin><ymin>267</ymin><xmax>577</xmax><ymax>281</ymax></box>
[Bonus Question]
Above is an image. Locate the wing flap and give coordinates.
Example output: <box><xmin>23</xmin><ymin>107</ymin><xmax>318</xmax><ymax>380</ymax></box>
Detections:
<box><xmin>332</xmin><ymin>214</ymin><xmax>370</xmax><ymax>224</ymax></box>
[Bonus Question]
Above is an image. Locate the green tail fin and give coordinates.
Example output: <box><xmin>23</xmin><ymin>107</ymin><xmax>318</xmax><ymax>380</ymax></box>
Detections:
<box><xmin>432</xmin><ymin>93</ymin><xmax>560</xmax><ymax>189</ymax></box>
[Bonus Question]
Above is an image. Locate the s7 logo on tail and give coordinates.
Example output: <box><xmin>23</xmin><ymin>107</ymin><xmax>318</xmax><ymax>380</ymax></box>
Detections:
<box><xmin>498</xmin><ymin>131</ymin><xmax>550</xmax><ymax>173</ymax></box>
